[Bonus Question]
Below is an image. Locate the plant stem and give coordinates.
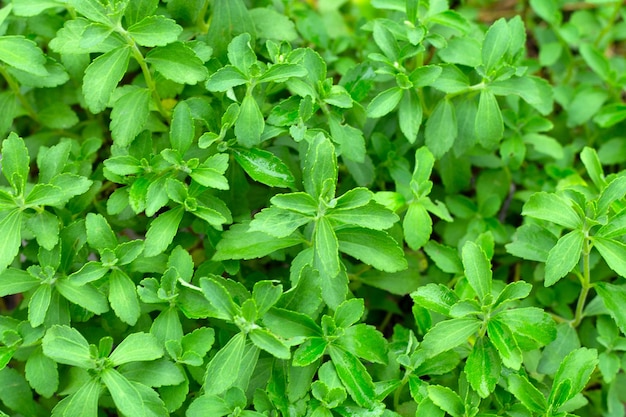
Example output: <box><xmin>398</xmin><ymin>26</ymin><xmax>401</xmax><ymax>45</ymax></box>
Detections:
<box><xmin>572</xmin><ymin>235</ymin><xmax>592</xmax><ymax>327</ymax></box>
<box><xmin>0</xmin><ymin>65</ymin><xmax>39</xmax><ymax>122</ymax></box>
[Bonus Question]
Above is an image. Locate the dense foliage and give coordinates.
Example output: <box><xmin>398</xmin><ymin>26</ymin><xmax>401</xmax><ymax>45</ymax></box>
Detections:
<box><xmin>0</xmin><ymin>0</ymin><xmax>625</xmax><ymax>416</ymax></box>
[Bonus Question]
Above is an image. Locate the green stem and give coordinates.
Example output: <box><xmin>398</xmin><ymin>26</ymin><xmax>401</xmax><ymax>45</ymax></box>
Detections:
<box><xmin>593</xmin><ymin>2</ymin><xmax>621</xmax><ymax>47</ymax></box>
<box><xmin>572</xmin><ymin>235</ymin><xmax>592</xmax><ymax>327</ymax></box>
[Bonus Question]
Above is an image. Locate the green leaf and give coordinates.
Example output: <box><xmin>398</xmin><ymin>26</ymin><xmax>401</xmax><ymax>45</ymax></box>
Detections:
<box><xmin>110</xmin><ymin>87</ymin><xmax>151</xmax><ymax>147</ymax></box>
<box><xmin>580</xmin><ymin>43</ymin><xmax>611</xmax><ymax>82</ymax></box>
<box><xmin>545</xmin><ymin>229</ymin><xmax>584</xmax><ymax>286</ymax></box>
<box><xmin>293</xmin><ymin>337</ymin><xmax>328</xmax><ymax>367</ymax></box>
<box><xmin>506</xmin><ymin>223</ymin><xmax>557</xmax><ymax>262</ymax></box>
<box><xmin>144</xmin><ymin>207</ymin><xmax>185</xmax><ymax>257</ymax></box>
<box><xmin>303</xmin><ymin>133</ymin><xmax>337</xmax><ymax>200</ymax></box>
<box><xmin>328</xmin><ymin>114</ymin><xmax>365</xmax><ymax>162</ymax></box>
<box><xmin>315</xmin><ymin>217</ymin><xmax>340</xmax><ymax>278</ymax></box>
<box><xmin>593</xmin><ymin>237</ymin><xmax>626</xmax><ymax>278</ymax></box>
<box><xmin>373</xmin><ymin>20</ymin><xmax>399</xmax><ymax>60</ymax></box>
<box><xmin>423</xmin><ymin>241</ymin><xmax>463</xmax><ymax>274</ymax></box>
<box><xmin>336</xmin><ymin>324</ymin><xmax>387</xmax><ymax>364</ymax></box>
<box><xmin>489</xmin><ymin>76</ymin><xmax>553</xmax><ymax>115</ymax></box>
<box><xmin>596</xmin><ymin>176</ymin><xmax>626</xmax><ymax>215</ymax></box>
<box><xmin>67</xmin><ymin>0</ymin><xmax>110</xmax><ymax>24</ymax></box>
<box><xmin>549</xmin><ymin>348</ymin><xmax>598</xmax><ymax>409</ymax></box>
<box><xmin>25</xmin><ymin>346</ymin><xmax>58</xmax><ymax>398</ymax></box>
<box><xmin>108</xmin><ymin>269</ymin><xmax>141</xmax><ymax>326</ymax></box>
<box><xmin>249</xmin><ymin>328</ymin><xmax>290</xmax><ymax>359</ymax></box>
<box><xmin>336</xmin><ymin>227</ymin><xmax>407</xmax><ymax>273</ymax></box>
<box><xmin>85</xmin><ymin>213</ymin><xmax>117</xmax><ymax>251</ymax></box>
<box><xmin>146</xmin><ymin>42</ymin><xmax>208</xmax><ymax>85</ymax></box>
<box><xmin>462</xmin><ymin>241</ymin><xmax>492</xmax><ymax>302</ymax></box>
<box><xmin>0</xmin><ymin>268</ymin><xmax>40</xmax><ymax>296</ymax></box>
<box><xmin>487</xmin><ymin>319</ymin><xmax>522</xmax><ymax>369</ymax></box>
<box><xmin>204</xmin><ymin>332</ymin><xmax>246</xmax><ymax>395</ymax></box>
<box><xmin>403</xmin><ymin>202</ymin><xmax>432</xmax><ymax>250</ymax></box>
<box><xmin>109</xmin><ymin>333</ymin><xmax>163</xmax><ymax>366</ymax></box>
<box><xmin>234</xmin><ymin>94</ymin><xmax>264</xmax><ymax>148</ymax></box>
<box><xmin>0</xmin><ymin>36</ymin><xmax>47</xmax><ymax>76</ymax></box>
<box><xmin>328</xmin><ymin>201</ymin><xmax>398</xmax><ymax>231</ymax></box>
<box><xmin>250</xmin><ymin>7</ymin><xmax>297</xmax><ymax>41</ymax></box>
<box><xmin>327</xmin><ymin>346</ymin><xmax>375</xmax><ymax>408</ymax></box>
<box><xmin>191</xmin><ymin>154</ymin><xmax>230</xmax><ymax>190</ymax></box>
<box><xmin>411</xmin><ymin>283</ymin><xmax>460</xmax><ymax>316</ymax></box>
<box><xmin>213</xmin><ymin>223</ymin><xmax>303</xmax><ymax>261</ymax></box>
<box><xmin>42</xmin><ymin>325</ymin><xmax>95</xmax><ymax>369</ymax></box>
<box><xmin>464</xmin><ymin>337</ymin><xmax>500</xmax><ymax>398</ymax></box>
<box><xmin>482</xmin><ymin>18</ymin><xmax>510</xmax><ymax>74</ymax></box>
<box><xmin>270</xmin><ymin>192</ymin><xmax>318</xmax><ymax>215</ymax></box>
<box><xmin>425</xmin><ymin>99</ymin><xmax>457</xmax><ymax>158</ymax></box>
<box><xmin>398</xmin><ymin>89</ymin><xmax>422</xmax><ymax>143</ymax></box>
<box><xmin>421</xmin><ymin>317</ymin><xmax>481</xmax><ymax>357</ymax></box>
<box><xmin>55</xmin><ymin>279</ymin><xmax>109</xmax><ymax>315</ymax></box>
<box><xmin>28</xmin><ymin>284</ymin><xmax>51</xmax><ymax>327</ymax></box>
<box><xmin>258</xmin><ymin>63</ymin><xmax>307</xmax><ymax>84</ymax></box>
<box><xmin>1</xmin><ymin>133</ymin><xmax>29</xmax><ymax>194</ymax></box>
<box><xmin>83</xmin><ymin>45</ymin><xmax>131</xmax><ymax>113</ymax></box>
<box><xmin>0</xmin><ymin>209</ymin><xmax>22</xmax><ymax>271</ymax></box>
<box><xmin>101</xmin><ymin>368</ymin><xmax>147</xmax><ymax>417</ymax></box>
<box><xmin>250</xmin><ymin>207</ymin><xmax>311</xmax><ymax>238</ymax></box>
<box><xmin>205</xmin><ymin>66</ymin><xmax>249</xmax><ymax>91</ymax></box>
<box><xmin>428</xmin><ymin>384</ymin><xmax>465</xmax><ymax>417</ymax></box>
<box><xmin>522</xmin><ymin>192</ymin><xmax>582</xmax><ymax>229</ymax></box>
<box><xmin>367</xmin><ymin>87</ymin><xmax>403</xmax><ymax>118</ymax></box>
<box><xmin>595</xmin><ymin>283</ymin><xmax>626</xmax><ymax>335</ymax></box>
<box><xmin>495</xmin><ymin>307</ymin><xmax>556</xmax><ymax>348</ymax></box>
<box><xmin>200</xmin><ymin>277</ymin><xmax>239</xmax><ymax>321</ymax></box>
<box><xmin>476</xmin><ymin>89</ymin><xmax>503</xmax><ymax>148</ymax></box>
<box><xmin>233</xmin><ymin>148</ymin><xmax>295</xmax><ymax>188</ymax></box>
<box><xmin>170</xmin><ymin>101</ymin><xmax>194</xmax><ymax>154</ymax></box>
<box><xmin>54</xmin><ymin>378</ymin><xmax>102</xmax><ymax>417</ymax></box>
<box><xmin>119</xmin><ymin>358</ymin><xmax>185</xmax><ymax>387</ymax></box>
<box><xmin>507</xmin><ymin>374</ymin><xmax>548</xmax><ymax>413</ymax></box>
<box><xmin>26</xmin><ymin>210</ymin><xmax>59</xmax><ymax>250</ymax></box>
<box><xmin>128</xmin><ymin>15</ymin><xmax>182</xmax><ymax>47</ymax></box>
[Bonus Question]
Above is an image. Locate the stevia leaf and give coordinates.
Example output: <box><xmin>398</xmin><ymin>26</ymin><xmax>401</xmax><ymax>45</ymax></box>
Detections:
<box><xmin>403</xmin><ymin>202</ymin><xmax>432</xmax><ymax>250</ymax></box>
<box><xmin>428</xmin><ymin>384</ymin><xmax>465</xmax><ymax>417</ymax></box>
<box><xmin>0</xmin><ymin>36</ymin><xmax>47</xmax><ymax>76</ymax></box>
<box><xmin>411</xmin><ymin>283</ymin><xmax>459</xmax><ymax>316</ymax></box>
<box><xmin>0</xmin><ymin>209</ymin><xmax>22</xmax><ymax>271</ymax></box>
<box><xmin>336</xmin><ymin>227</ymin><xmax>407</xmax><ymax>273</ymax></box>
<box><xmin>249</xmin><ymin>328</ymin><xmax>290</xmax><ymax>359</ymax></box>
<box><xmin>366</xmin><ymin>87</ymin><xmax>403</xmax><ymax>118</ymax></box>
<box><xmin>487</xmin><ymin>319</ymin><xmax>522</xmax><ymax>370</ymax></box>
<box><xmin>0</xmin><ymin>267</ymin><xmax>40</xmax><ymax>296</ymax></box>
<box><xmin>336</xmin><ymin>324</ymin><xmax>387</xmax><ymax>364</ymax></box>
<box><xmin>205</xmin><ymin>66</ymin><xmax>249</xmax><ymax>91</ymax></box>
<box><xmin>1</xmin><ymin>132</ymin><xmax>29</xmax><ymax>194</ymax></box>
<box><xmin>476</xmin><ymin>89</ymin><xmax>503</xmax><ymax>148</ymax></box>
<box><xmin>26</xmin><ymin>210</ymin><xmax>59</xmax><ymax>250</ymax></box>
<box><xmin>55</xmin><ymin>279</ymin><xmax>109</xmax><ymax>315</ymax></box>
<box><xmin>170</xmin><ymin>101</ymin><xmax>195</xmax><ymax>155</ymax></box>
<box><xmin>42</xmin><ymin>325</ymin><xmax>95</xmax><ymax>368</ymax></box>
<box><xmin>507</xmin><ymin>373</ymin><xmax>548</xmax><ymax>413</ymax></box>
<box><xmin>108</xmin><ymin>269</ymin><xmax>141</xmax><ymax>326</ymax></box>
<box><xmin>461</xmin><ymin>241</ymin><xmax>492</xmax><ymax>303</ymax></box>
<box><xmin>327</xmin><ymin>345</ymin><xmax>375</xmax><ymax>408</ymax></box>
<box><xmin>213</xmin><ymin>223</ymin><xmax>303</xmax><ymax>261</ymax></box>
<box><xmin>593</xmin><ymin>237</ymin><xmax>626</xmax><ymax>279</ymax></box>
<box><xmin>234</xmin><ymin>94</ymin><xmax>264</xmax><ymax>148</ymax></box>
<box><xmin>144</xmin><ymin>207</ymin><xmax>185</xmax><ymax>257</ymax></box>
<box><xmin>270</xmin><ymin>192</ymin><xmax>318</xmax><ymax>215</ymax></box>
<box><xmin>421</xmin><ymin>317</ymin><xmax>481</xmax><ymax>357</ymax></box>
<box><xmin>482</xmin><ymin>18</ymin><xmax>510</xmax><ymax>74</ymax></box>
<box><xmin>315</xmin><ymin>217</ymin><xmax>340</xmax><ymax>278</ymax></box>
<box><xmin>303</xmin><ymin>133</ymin><xmax>337</xmax><ymax>200</ymax></box>
<box><xmin>545</xmin><ymin>229</ymin><xmax>584</xmax><ymax>286</ymax></box>
<box><xmin>204</xmin><ymin>332</ymin><xmax>246</xmax><ymax>395</ymax></box>
<box><xmin>83</xmin><ymin>45</ymin><xmax>131</xmax><ymax>113</ymax></box>
<box><xmin>425</xmin><ymin>98</ymin><xmax>457</xmax><ymax>158</ymax></box>
<box><xmin>258</xmin><ymin>63</ymin><xmax>307</xmax><ymax>83</ymax></box>
<box><xmin>146</xmin><ymin>42</ymin><xmax>208</xmax><ymax>85</ymax></box>
<box><xmin>595</xmin><ymin>283</ymin><xmax>626</xmax><ymax>335</ymax></box>
<box><xmin>250</xmin><ymin>7</ymin><xmax>298</xmax><ymax>41</ymax></box>
<box><xmin>249</xmin><ymin>207</ymin><xmax>312</xmax><ymax>238</ymax></box>
<box><xmin>199</xmin><ymin>277</ymin><xmax>239</xmax><ymax>321</ymax></box>
<box><xmin>110</xmin><ymin>87</ymin><xmax>151</xmax><ymax>147</ymax></box>
<box><xmin>327</xmin><ymin>201</ymin><xmax>398</xmax><ymax>231</ymax></box>
<box><xmin>233</xmin><ymin>148</ymin><xmax>295</xmax><ymax>188</ymax></box>
<box><xmin>398</xmin><ymin>89</ymin><xmax>422</xmax><ymax>143</ymax></box>
<box><xmin>549</xmin><ymin>348</ymin><xmax>598</xmax><ymax>408</ymax></box>
<box><xmin>127</xmin><ymin>15</ymin><xmax>182</xmax><ymax>47</ymax></box>
<box><xmin>464</xmin><ymin>337</ymin><xmax>500</xmax><ymax>398</ymax></box>
<box><xmin>85</xmin><ymin>213</ymin><xmax>117</xmax><ymax>251</ymax></box>
<box><xmin>101</xmin><ymin>368</ymin><xmax>147</xmax><ymax>417</ymax></box>
<box><xmin>226</xmin><ymin>33</ymin><xmax>256</xmax><ymax>75</ymax></box>
<box><xmin>109</xmin><ymin>333</ymin><xmax>163</xmax><ymax>366</ymax></box>
<box><xmin>25</xmin><ymin>346</ymin><xmax>58</xmax><ymax>398</ymax></box>
<box><xmin>522</xmin><ymin>192</ymin><xmax>582</xmax><ymax>229</ymax></box>
<box><xmin>54</xmin><ymin>378</ymin><xmax>101</xmax><ymax>417</ymax></box>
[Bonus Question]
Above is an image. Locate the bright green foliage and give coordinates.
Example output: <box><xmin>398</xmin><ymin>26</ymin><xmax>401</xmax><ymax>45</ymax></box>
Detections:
<box><xmin>0</xmin><ymin>1</ymin><xmax>625</xmax><ymax>416</ymax></box>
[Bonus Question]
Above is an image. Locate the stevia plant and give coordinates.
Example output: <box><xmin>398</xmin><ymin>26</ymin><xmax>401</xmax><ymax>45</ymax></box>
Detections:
<box><xmin>0</xmin><ymin>0</ymin><xmax>625</xmax><ymax>416</ymax></box>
